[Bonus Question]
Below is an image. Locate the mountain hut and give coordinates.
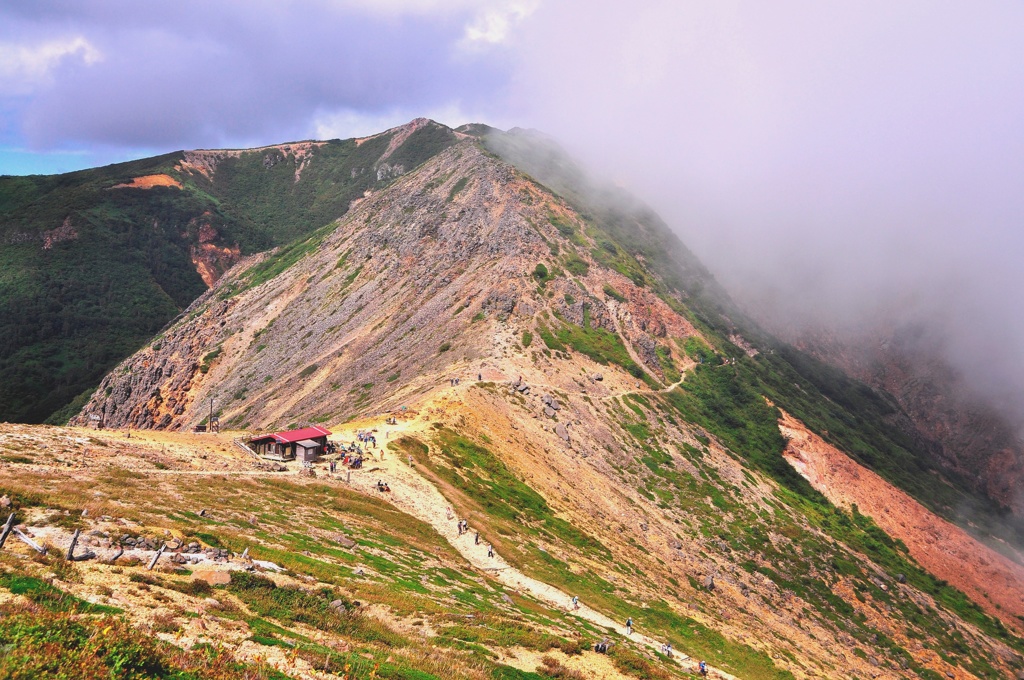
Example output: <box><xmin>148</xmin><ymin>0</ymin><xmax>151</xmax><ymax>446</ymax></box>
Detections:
<box><xmin>249</xmin><ymin>426</ymin><xmax>331</xmax><ymax>462</ymax></box>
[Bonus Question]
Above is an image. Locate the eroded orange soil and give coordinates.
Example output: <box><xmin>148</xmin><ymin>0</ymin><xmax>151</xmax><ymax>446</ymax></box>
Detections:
<box><xmin>780</xmin><ymin>410</ymin><xmax>1024</xmax><ymax>630</ymax></box>
<box><xmin>112</xmin><ymin>174</ymin><xmax>183</xmax><ymax>189</ymax></box>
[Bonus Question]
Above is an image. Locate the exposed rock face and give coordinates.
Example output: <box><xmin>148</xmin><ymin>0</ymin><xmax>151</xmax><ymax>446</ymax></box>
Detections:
<box><xmin>177</xmin><ymin>141</ymin><xmax>327</xmax><ymax>180</ymax></box>
<box><xmin>188</xmin><ymin>218</ymin><xmax>241</xmax><ymax>287</ymax></box>
<box><xmin>74</xmin><ymin>140</ymin><xmax>697</xmax><ymax>431</ymax></box>
<box><xmin>41</xmin><ymin>216</ymin><xmax>78</xmax><ymax>250</ymax></box>
<box><xmin>781</xmin><ymin>408</ymin><xmax>1024</xmax><ymax>624</ymax></box>
<box><xmin>110</xmin><ymin>174</ymin><xmax>183</xmax><ymax>190</ymax></box>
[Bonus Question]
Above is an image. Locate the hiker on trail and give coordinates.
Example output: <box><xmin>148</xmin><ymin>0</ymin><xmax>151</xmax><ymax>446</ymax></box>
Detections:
<box><xmin>487</xmin><ymin>543</ymin><xmax>494</xmax><ymax>558</ymax></box>
<box><xmin>474</xmin><ymin>531</ymin><xmax>479</xmax><ymax>545</ymax></box>
<box><xmin>625</xmin><ymin>617</ymin><xmax>633</xmax><ymax>635</ymax></box>
<box><xmin>571</xmin><ymin>595</ymin><xmax>579</xmax><ymax>610</ymax></box>
<box><xmin>698</xmin><ymin>660</ymin><xmax>707</xmax><ymax>677</ymax></box>
<box><xmin>478</xmin><ymin>373</ymin><xmax>482</xmax><ymax>381</ymax></box>
<box><xmin>446</xmin><ymin>507</ymin><xmax>453</xmax><ymax>520</ymax></box>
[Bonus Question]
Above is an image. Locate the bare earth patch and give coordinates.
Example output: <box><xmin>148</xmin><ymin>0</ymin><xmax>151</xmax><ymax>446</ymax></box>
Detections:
<box><xmin>111</xmin><ymin>174</ymin><xmax>183</xmax><ymax>189</ymax></box>
<box><xmin>780</xmin><ymin>409</ymin><xmax>1024</xmax><ymax>629</ymax></box>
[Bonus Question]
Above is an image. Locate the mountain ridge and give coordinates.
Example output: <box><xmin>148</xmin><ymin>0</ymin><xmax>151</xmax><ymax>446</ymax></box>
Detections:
<box><xmin>4</xmin><ymin>120</ymin><xmax>1024</xmax><ymax>678</ymax></box>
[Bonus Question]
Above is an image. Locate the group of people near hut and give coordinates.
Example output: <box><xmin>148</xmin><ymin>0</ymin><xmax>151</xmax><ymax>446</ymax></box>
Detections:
<box><xmin>328</xmin><ymin>453</ymin><xmax>363</xmax><ymax>471</ymax></box>
<box><xmin>323</xmin><ymin>429</ymin><xmax>387</xmax><ymax>471</ymax></box>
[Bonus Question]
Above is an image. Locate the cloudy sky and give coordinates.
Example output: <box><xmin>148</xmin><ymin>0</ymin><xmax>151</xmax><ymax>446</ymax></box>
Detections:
<box><xmin>3</xmin><ymin>0</ymin><xmax>1024</xmax><ymax>420</ymax></box>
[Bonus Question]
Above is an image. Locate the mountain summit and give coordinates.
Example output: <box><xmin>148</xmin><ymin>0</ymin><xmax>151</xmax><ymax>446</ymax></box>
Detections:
<box><xmin>72</xmin><ymin>136</ymin><xmax>701</xmax><ymax>432</ymax></box>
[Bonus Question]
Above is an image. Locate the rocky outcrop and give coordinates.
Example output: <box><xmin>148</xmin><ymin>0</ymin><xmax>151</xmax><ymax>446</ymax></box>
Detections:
<box><xmin>177</xmin><ymin>142</ymin><xmax>327</xmax><ymax>180</ymax></box>
<box><xmin>41</xmin><ymin>216</ymin><xmax>78</xmax><ymax>250</ymax></box>
<box><xmin>188</xmin><ymin>219</ymin><xmax>241</xmax><ymax>287</ymax></box>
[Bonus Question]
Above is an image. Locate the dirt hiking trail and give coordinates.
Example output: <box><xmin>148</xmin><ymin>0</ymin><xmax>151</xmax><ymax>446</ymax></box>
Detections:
<box><xmin>333</xmin><ymin>415</ymin><xmax>736</xmax><ymax>679</ymax></box>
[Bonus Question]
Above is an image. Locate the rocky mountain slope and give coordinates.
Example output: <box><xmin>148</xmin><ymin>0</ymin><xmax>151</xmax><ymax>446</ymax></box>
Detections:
<box><xmin>0</xmin><ymin>118</ymin><xmax>456</xmax><ymax>423</ymax></box>
<box><xmin>784</xmin><ymin>322</ymin><xmax>1024</xmax><ymax>523</ymax></box>
<box><xmin>53</xmin><ymin>128</ymin><xmax>1024</xmax><ymax>678</ymax></box>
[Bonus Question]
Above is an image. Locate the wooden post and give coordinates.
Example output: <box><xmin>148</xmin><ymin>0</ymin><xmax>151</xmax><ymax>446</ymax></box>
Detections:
<box><xmin>66</xmin><ymin>528</ymin><xmax>81</xmax><ymax>561</ymax></box>
<box><xmin>0</xmin><ymin>513</ymin><xmax>14</xmax><ymax>550</ymax></box>
<box><xmin>13</xmin><ymin>528</ymin><xmax>46</xmax><ymax>554</ymax></box>
<box><xmin>147</xmin><ymin>545</ymin><xmax>166</xmax><ymax>570</ymax></box>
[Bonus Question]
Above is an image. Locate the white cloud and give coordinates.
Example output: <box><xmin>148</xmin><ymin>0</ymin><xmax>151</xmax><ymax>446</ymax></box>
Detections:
<box><xmin>330</xmin><ymin>0</ymin><xmax>478</xmax><ymax>14</ymax></box>
<box><xmin>0</xmin><ymin>36</ymin><xmax>101</xmax><ymax>95</ymax></box>
<box><xmin>328</xmin><ymin>0</ymin><xmax>539</xmax><ymax>47</ymax></box>
<box><xmin>463</xmin><ymin>0</ymin><xmax>539</xmax><ymax>46</ymax></box>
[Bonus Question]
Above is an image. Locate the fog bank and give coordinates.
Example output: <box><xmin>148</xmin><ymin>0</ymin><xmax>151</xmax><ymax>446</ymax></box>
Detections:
<box><xmin>506</xmin><ymin>0</ymin><xmax>1024</xmax><ymax>427</ymax></box>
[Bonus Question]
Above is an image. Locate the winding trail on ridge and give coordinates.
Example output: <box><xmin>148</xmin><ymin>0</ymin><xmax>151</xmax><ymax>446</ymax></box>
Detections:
<box><xmin>335</xmin><ymin>415</ymin><xmax>735</xmax><ymax>679</ymax></box>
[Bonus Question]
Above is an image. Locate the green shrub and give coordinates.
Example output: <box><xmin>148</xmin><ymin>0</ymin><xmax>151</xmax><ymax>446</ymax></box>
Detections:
<box><xmin>447</xmin><ymin>177</ymin><xmax>469</xmax><ymax>201</ymax></box>
<box><xmin>602</xmin><ymin>285</ymin><xmax>626</xmax><ymax>303</ymax></box>
<box><xmin>564</xmin><ymin>255</ymin><xmax>588</xmax><ymax>276</ymax></box>
<box><xmin>0</xmin><ymin>574</ymin><xmax>121</xmax><ymax>615</ymax></box>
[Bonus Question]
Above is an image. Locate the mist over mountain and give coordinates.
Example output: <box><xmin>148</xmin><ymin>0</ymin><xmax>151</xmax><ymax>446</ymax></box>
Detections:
<box><xmin>503</xmin><ymin>0</ymin><xmax>1024</xmax><ymax>448</ymax></box>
